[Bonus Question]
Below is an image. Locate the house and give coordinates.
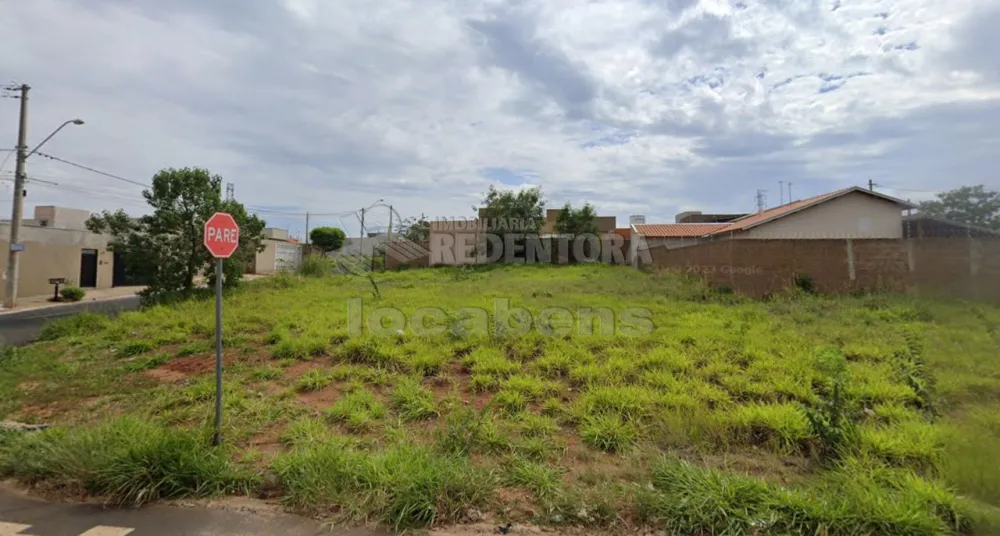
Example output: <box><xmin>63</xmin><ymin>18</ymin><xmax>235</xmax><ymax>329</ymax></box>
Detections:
<box><xmin>631</xmin><ymin>187</ymin><xmax>916</xmax><ymax>267</ymax></box>
<box><xmin>0</xmin><ymin>206</ymin><xmax>122</xmax><ymax>301</ymax></box>
<box><xmin>252</xmin><ymin>228</ymin><xmax>302</xmax><ymax>274</ymax></box>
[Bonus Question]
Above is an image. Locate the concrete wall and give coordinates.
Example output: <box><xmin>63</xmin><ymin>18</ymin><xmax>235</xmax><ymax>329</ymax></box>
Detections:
<box><xmin>263</xmin><ymin>228</ymin><xmax>290</xmax><ymax>240</ymax></box>
<box><xmin>739</xmin><ymin>192</ymin><xmax>904</xmax><ymax>239</ymax></box>
<box><xmin>0</xmin><ymin>224</ymin><xmax>114</xmax><ymax>300</ymax></box>
<box><xmin>253</xmin><ymin>238</ymin><xmax>303</xmax><ymax>274</ymax></box>
<box><xmin>32</xmin><ymin>206</ymin><xmax>92</xmax><ymax>231</ymax></box>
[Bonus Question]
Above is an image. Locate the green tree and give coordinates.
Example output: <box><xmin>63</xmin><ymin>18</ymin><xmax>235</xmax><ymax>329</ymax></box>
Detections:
<box><xmin>309</xmin><ymin>226</ymin><xmax>346</xmax><ymax>252</ymax></box>
<box><xmin>480</xmin><ymin>185</ymin><xmax>546</xmax><ymax>233</ymax></box>
<box><xmin>918</xmin><ymin>185</ymin><xmax>1000</xmax><ymax>230</ymax></box>
<box><xmin>87</xmin><ymin>167</ymin><xmax>266</xmax><ymax>303</ymax></box>
<box><xmin>554</xmin><ymin>202</ymin><xmax>598</xmax><ymax>235</ymax></box>
<box><xmin>480</xmin><ymin>186</ymin><xmax>546</xmax><ymax>261</ymax></box>
<box><xmin>399</xmin><ymin>215</ymin><xmax>430</xmax><ymax>243</ymax></box>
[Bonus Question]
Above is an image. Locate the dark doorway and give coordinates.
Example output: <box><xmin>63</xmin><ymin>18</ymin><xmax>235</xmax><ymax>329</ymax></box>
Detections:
<box><xmin>112</xmin><ymin>251</ymin><xmax>126</xmax><ymax>287</ymax></box>
<box><xmin>80</xmin><ymin>249</ymin><xmax>98</xmax><ymax>288</ymax></box>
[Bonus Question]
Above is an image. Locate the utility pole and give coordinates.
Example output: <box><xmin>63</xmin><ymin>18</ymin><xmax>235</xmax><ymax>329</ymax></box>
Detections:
<box><xmin>225</xmin><ymin>182</ymin><xmax>234</xmax><ymax>201</ymax></box>
<box><xmin>788</xmin><ymin>182</ymin><xmax>794</xmax><ymax>202</ymax></box>
<box><xmin>4</xmin><ymin>84</ymin><xmax>29</xmax><ymax>309</ymax></box>
<box><xmin>868</xmin><ymin>179</ymin><xmax>875</xmax><ymax>192</ymax></box>
<box><xmin>755</xmin><ymin>189</ymin><xmax>767</xmax><ymax>212</ymax></box>
<box><xmin>304</xmin><ymin>212</ymin><xmax>310</xmax><ymax>245</ymax></box>
<box><xmin>385</xmin><ymin>205</ymin><xmax>393</xmax><ymax>269</ymax></box>
<box><xmin>779</xmin><ymin>181</ymin><xmax>785</xmax><ymax>205</ymax></box>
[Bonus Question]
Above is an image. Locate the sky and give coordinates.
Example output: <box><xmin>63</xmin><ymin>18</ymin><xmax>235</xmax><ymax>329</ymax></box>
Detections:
<box><xmin>1</xmin><ymin>0</ymin><xmax>999</xmax><ymax>239</ymax></box>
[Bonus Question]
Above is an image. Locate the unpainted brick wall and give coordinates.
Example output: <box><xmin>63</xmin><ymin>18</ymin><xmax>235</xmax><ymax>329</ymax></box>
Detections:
<box><xmin>645</xmin><ymin>237</ymin><xmax>1000</xmax><ymax>299</ymax></box>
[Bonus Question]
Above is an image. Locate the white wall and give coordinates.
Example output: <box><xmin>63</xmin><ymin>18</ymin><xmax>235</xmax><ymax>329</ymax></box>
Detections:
<box><xmin>740</xmin><ymin>192</ymin><xmax>905</xmax><ymax>239</ymax></box>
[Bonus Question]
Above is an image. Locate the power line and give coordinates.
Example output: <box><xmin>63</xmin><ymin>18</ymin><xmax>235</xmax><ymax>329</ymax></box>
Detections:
<box><xmin>33</xmin><ymin>151</ymin><xmax>151</xmax><ymax>188</ymax></box>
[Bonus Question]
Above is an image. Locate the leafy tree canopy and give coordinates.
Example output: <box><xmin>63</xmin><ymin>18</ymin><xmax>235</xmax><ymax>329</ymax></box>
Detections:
<box><xmin>310</xmin><ymin>226</ymin><xmax>346</xmax><ymax>252</ymax></box>
<box><xmin>87</xmin><ymin>167</ymin><xmax>266</xmax><ymax>303</ymax></box>
<box><xmin>480</xmin><ymin>185</ymin><xmax>545</xmax><ymax>233</ymax></box>
<box><xmin>918</xmin><ymin>185</ymin><xmax>1000</xmax><ymax>230</ymax></box>
<box><xmin>555</xmin><ymin>202</ymin><xmax>598</xmax><ymax>235</ymax></box>
<box><xmin>399</xmin><ymin>215</ymin><xmax>430</xmax><ymax>243</ymax></box>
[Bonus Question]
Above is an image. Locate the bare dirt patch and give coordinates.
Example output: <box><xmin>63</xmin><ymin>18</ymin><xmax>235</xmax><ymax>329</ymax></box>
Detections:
<box><xmin>284</xmin><ymin>360</ymin><xmax>325</xmax><ymax>379</ymax></box>
<box><xmin>144</xmin><ymin>353</ymin><xmax>238</xmax><ymax>383</ymax></box>
<box><xmin>297</xmin><ymin>383</ymin><xmax>343</xmax><ymax>412</ymax></box>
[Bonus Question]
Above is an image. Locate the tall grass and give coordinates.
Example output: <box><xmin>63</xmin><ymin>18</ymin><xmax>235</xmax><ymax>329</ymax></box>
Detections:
<box><xmin>273</xmin><ymin>440</ymin><xmax>495</xmax><ymax>529</ymax></box>
<box><xmin>0</xmin><ymin>418</ymin><xmax>250</xmax><ymax>506</ymax></box>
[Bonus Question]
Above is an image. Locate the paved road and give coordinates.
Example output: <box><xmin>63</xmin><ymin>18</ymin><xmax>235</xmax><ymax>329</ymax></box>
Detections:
<box><xmin>0</xmin><ymin>488</ymin><xmax>385</xmax><ymax>536</ymax></box>
<box><xmin>0</xmin><ymin>296</ymin><xmax>140</xmax><ymax>346</ymax></box>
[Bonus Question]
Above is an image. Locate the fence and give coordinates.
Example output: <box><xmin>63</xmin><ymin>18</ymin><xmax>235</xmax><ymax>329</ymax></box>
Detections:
<box><xmin>639</xmin><ymin>233</ymin><xmax>1000</xmax><ymax>300</ymax></box>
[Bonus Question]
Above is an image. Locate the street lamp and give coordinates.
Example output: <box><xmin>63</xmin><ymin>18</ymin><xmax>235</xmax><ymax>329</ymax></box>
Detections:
<box><xmin>3</xmin><ymin>114</ymin><xmax>86</xmax><ymax>309</ymax></box>
<box><xmin>26</xmin><ymin>119</ymin><xmax>85</xmax><ymax>158</ymax></box>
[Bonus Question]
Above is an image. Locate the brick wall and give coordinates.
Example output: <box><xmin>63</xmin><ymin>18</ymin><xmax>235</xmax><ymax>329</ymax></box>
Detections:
<box><xmin>645</xmin><ymin>237</ymin><xmax>1000</xmax><ymax>299</ymax></box>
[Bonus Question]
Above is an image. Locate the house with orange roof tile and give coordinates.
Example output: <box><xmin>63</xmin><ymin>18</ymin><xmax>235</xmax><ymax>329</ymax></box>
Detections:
<box><xmin>630</xmin><ymin>187</ymin><xmax>916</xmax><ymax>267</ymax></box>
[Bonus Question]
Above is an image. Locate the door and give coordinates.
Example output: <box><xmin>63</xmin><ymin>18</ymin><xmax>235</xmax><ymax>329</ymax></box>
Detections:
<box><xmin>80</xmin><ymin>249</ymin><xmax>98</xmax><ymax>288</ymax></box>
<box><xmin>112</xmin><ymin>251</ymin><xmax>126</xmax><ymax>287</ymax></box>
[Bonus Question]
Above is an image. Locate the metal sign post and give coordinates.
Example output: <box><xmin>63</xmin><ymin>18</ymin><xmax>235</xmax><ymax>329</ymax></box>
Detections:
<box><xmin>214</xmin><ymin>257</ymin><xmax>223</xmax><ymax>445</ymax></box>
<box><xmin>203</xmin><ymin>212</ymin><xmax>240</xmax><ymax>446</ymax></box>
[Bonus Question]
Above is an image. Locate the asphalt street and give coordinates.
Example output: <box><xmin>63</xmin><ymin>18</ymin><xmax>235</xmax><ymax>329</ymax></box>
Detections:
<box><xmin>0</xmin><ymin>488</ymin><xmax>386</xmax><ymax>536</ymax></box>
<box><xmin>0</xmin><ymin>296</ymin><xmax>140</xmax><ymax>347</ymax></box>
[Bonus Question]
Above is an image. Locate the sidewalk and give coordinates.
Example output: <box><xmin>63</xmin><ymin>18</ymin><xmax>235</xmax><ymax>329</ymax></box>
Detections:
<box><xmin>0</xmin><ymin>286</ymin><xmax>144</xmax><ymax>315</ymax></box>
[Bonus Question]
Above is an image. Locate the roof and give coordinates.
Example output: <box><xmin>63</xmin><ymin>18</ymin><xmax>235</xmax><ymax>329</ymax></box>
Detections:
<box><xmin>633</xmin><ymin>223</ymin><xmax>728</xmax><ymax>238</ymax></box>
<box><xmin>709</xmin><ymin>187</ymin><xmax>916</xmax><ymax>235</ymax></box>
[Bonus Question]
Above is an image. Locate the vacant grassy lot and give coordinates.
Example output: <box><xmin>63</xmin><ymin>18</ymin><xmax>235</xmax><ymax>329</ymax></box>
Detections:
<box><xmin>1</xmin><ymin>265</ymin><xmax>998</xmax><ymax>534</ymax></box>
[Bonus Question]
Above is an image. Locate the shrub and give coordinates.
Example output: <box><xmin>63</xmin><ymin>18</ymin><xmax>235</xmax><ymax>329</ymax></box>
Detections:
<box><xmin>59</xmin><ymin>286</ymin><xmax>86</xmax><ymax>302</ymax></box>
<box><xmin>794</xmin><ymin>273</ymin><xmax>816</xmax><ymax>294</ymax></box>
<box><xmin>0</xmin><ymin>418</ymin><xmax>249</xmax><ymax>506</ymax></box>
<box><xmin>297</xmin><ymin>255</ymin><xmax>334</xmax><ymax>277</ymax></box>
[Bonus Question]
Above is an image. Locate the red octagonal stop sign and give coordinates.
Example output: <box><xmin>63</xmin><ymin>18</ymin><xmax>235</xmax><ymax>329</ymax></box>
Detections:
<box><xmin>204</xmin><ymin>212</ymin><xmax>240</xmax><ymax>258</ymax></box>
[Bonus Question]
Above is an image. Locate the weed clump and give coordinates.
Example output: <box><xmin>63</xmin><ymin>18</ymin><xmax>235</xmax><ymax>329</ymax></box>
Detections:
<box><xmin>0</xmin><ymin>418</ymin><xmax>249</xmax><ymax>506</ymax></box>
<box><xmin>273</xmin><ymin>441</ymin><xmax>495</xmax><ymax>529</ymax></box>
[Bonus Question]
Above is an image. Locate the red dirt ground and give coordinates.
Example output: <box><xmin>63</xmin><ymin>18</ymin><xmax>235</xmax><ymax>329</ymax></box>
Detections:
<box><xmin>145</xmin><ymin>353</ymin><xmax>238</xmax><ymax>383</ymax></box>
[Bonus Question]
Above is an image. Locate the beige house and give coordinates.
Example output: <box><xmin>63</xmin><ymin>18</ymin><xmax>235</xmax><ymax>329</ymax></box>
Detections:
<box><xmin>252</xmin><ymin>228</ymin><xmax>302</xmax><ymax>274</ymax></box>
<box><xmin>631</xmin><ymin>187</ymin><xmax>916</xmax><ymax>267</ymax></box>
<box><xmin>0</xmin><ymin>206</ymin><xmax>116</xmax><ymax>300</ymax></box>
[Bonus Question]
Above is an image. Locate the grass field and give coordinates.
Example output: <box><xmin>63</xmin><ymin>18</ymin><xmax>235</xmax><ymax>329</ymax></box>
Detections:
<box><xmin>1</xmin><ymin>264</ymin><xmax>999</xmax><ymax>534</ymax></box>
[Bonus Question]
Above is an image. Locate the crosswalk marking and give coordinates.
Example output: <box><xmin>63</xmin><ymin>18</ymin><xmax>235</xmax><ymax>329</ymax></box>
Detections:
<box><xmin>0</xmin><ymin>522</ymin><xmax>135</xmax><ymax>536</ymax></box>
<box><xmin>79</xmin><ymin>526</ymin><xmax>135</xmax><ymax>536</ymax></box>
<box><xmin>0</xmin><ymin>521</ymin><xmax>32</xmax><ymax>536</ymax></box>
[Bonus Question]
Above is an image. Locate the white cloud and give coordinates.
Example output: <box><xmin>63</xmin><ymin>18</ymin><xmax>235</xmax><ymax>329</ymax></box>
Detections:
<box><xmin>0</xmin><ymin>0</ymin><xmax>998</xmax><ymax>237</ymax></box>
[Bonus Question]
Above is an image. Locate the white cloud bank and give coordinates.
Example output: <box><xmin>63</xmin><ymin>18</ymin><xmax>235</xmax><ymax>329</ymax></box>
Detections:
<box><xmin>1</xmin><ymin>0</ymin><xmax>998</xmax><ymax>235</ymax></box>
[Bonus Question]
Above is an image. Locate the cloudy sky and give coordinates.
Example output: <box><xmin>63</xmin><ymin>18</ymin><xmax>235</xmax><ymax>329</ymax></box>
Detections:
<box><xmin>1</xmin><ymin>0</ymin><xmax>998</xmax><ymax>238</ymax></box>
